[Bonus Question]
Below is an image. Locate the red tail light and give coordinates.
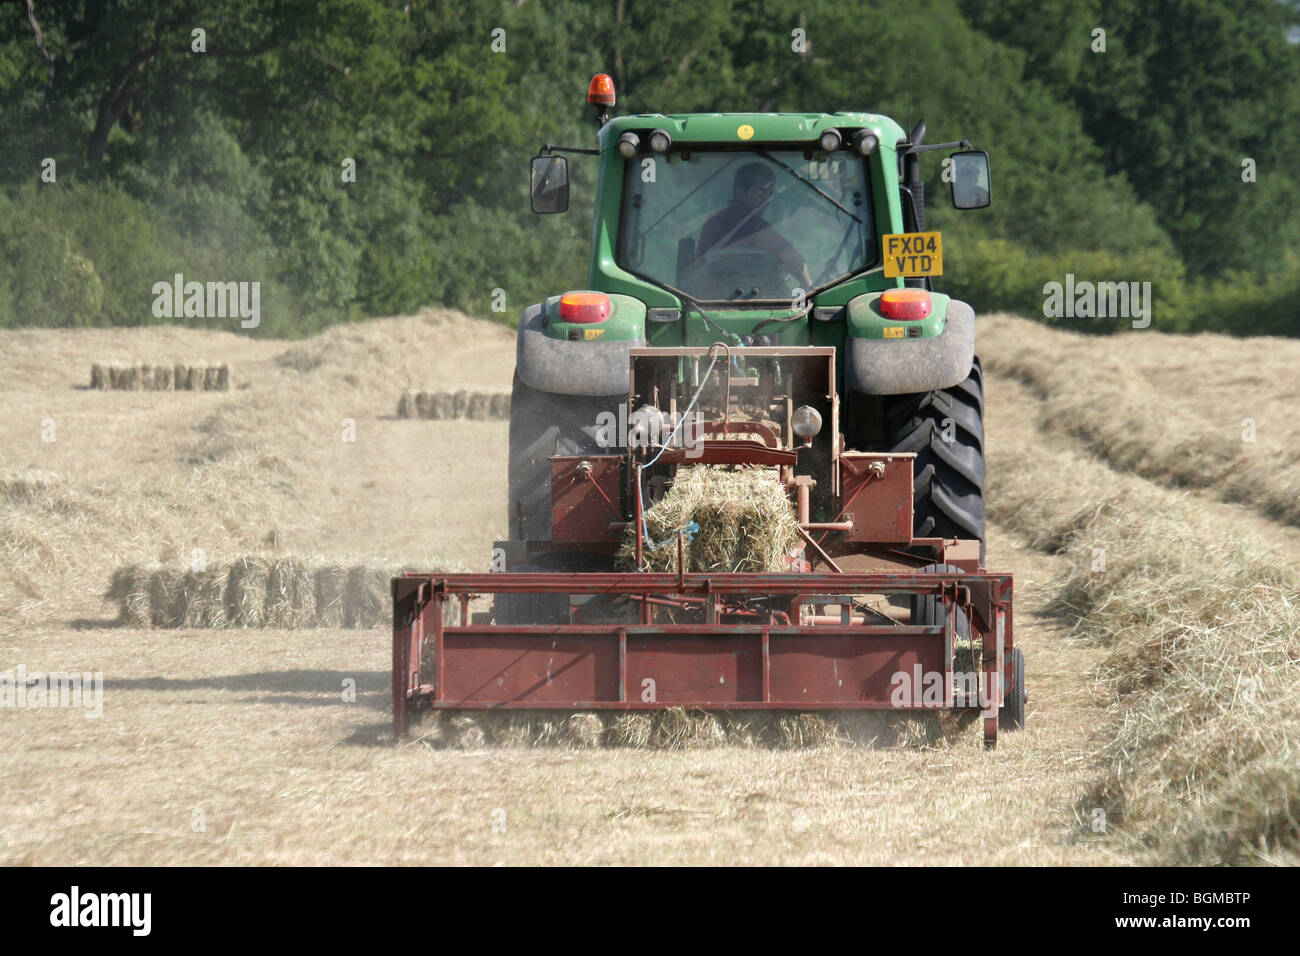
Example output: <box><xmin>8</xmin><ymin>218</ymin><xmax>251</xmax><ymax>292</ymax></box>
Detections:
<box><xmin>879</xmin><ymin>288</ymin><xmax>932</xmax><ymax>321</ymax></box>
<box><xmin>559</xmin><ymin>291</ymin><xmax>611</xmax><ymax>324</ymax></box>
<box><xmin>587</xmin><ymin>74</ymin><xmax>616</xmax><ymax>107</ymax></box>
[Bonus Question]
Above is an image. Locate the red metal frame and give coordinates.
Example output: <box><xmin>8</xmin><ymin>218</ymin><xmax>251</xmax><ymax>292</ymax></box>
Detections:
<box><xmin>393</xmin><ymin>570</ymin><xmax>1014</xmax><ymax>746</ymax></box>
<box><xmin>398</xmin><ymin>344</ymin><xmax>1019</xmax><ymax>748</ymax></box>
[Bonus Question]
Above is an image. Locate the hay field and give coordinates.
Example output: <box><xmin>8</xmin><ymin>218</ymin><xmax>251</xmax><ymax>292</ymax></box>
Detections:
<box><xmin>1</xmin><ymin>310</ymin><xmax>1297</xmax><ymax>865</ymax></box>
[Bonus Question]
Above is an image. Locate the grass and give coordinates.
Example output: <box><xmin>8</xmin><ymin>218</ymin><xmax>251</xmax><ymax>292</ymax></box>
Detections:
<box><xmin>2</xmin><ymin>309</ymin><xmax>1298</xmax><ymax>863</ymax></box>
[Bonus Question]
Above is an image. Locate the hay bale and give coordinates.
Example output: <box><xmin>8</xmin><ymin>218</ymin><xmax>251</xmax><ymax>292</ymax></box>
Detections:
<box><xmin>174</xmin><ymin>363</ymin><xmax>190</xmax><ymax>390</ymax></box>
<box><xmin>343</xmin><ymin>564</ymin><xmax>389</xmax><ymax>628</ymax></box>
<box><xmin>450</xmin><ymin>390</ymin><xmax>470</xmax><ymax>418</ymax></box>
<box><xmin>117</xmin><ymin>365</ymin><xmax>139</xmax><ymax>390</ymax></box>
<box><xmin>148</xmin><ymin>567</ymin><xmax>185</xmax><ymax>627</ymax></box>
<box><xmin>152</xmin><ymin>364</ymin><xmax>173</xmax><ymax>390</ymax></box>
<box><xmin>225</xmin><ymin>555</ymin><xmax>271</xmax><ymax>627</ymax></box>
<box><xmin>203</xmin><ymin>366</ymin><xmax>223</xmax><ymax>391</ymax></box>
<box><xmin>413</xmin><ymin>391</ymin><xmax>433</xmax><ymax>419</ymax></box>
<box><xmin>313</xmin><ymin>564</ymin><xmax>348</xmax><ymax>627</ymax></box>
<box><xmin>490</xmin><ymin>393</ymin><xmax>511</xmax><ymax>419</ymax></box>
<box><xmin>465</xmin><ymin>392</ymin><xmax>492</xmax><ymax>420</ymax></box>
<box><xmin>214</xmin><ymin>365</ymin><xmax>230</xmax><ymax>390</ymax></box>
<box><xmin>180</xmin><ymin>568</ymin><xmax>227</xmax><ymax>628</ymax></box>
<box><xmin>428</xmin><ymin>392</ymin><xmax>454</xmax><ymax>420</ymax></box>
<box><xmin>618</xmin><ymin>465</ymin><xmax>800</xmax><ymax>573</ymax></box>
<box><xmin>105</xmin><ymin>565</ymin><xmax>151</xmax><ymax>628</ymax></box>
<box><xmin>397</xmin><ymin>390</ymin><xmax>418</xmax><ymax>418</ymax></box>
<box><xmin>184</xmin><ymin>366</ymin><xmax>205</xmax><ymax>391</ymax></box>
<box><xmin>139</xmin><ymin>365</ymin><xmax>156</xmax><ymax>390</ymax></box>
<box><xmin>90</xmin><ymin>363</ymin><xmax>108</xmax><ymax>389</ymax></box>
<box><xmin>264</xmin><ymin>557</ymin><xmax>317</xmax><ymax>628</ymax></box>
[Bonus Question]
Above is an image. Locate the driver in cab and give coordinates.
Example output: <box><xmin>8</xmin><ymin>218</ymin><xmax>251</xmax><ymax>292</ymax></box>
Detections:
<box><xmin>695</xmin><ymin>163</ymin><xmax>813</xmax><ymax>289</ymax></box>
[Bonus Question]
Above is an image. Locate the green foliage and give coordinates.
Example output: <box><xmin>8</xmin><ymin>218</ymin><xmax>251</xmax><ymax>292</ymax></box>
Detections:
<box><xmin>0</xmin><ymin>0</ymin><xmax>1296</xmax><ymax>337</ymax></box>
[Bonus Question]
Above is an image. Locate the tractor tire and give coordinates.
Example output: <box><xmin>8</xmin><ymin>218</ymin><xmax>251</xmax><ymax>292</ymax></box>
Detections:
<box><xmin>1000</xmin><ymin>646</ymin><xmax>1026</xmax><ymax>731</ymax></box>
<box><xmin>884</xmin><ymin>356</ymin><xmax>985</xmax><ymax>563</ymax></box>
<box><xmin>507</xmin><ymin>371</ymin><xmax>623</xmax><ymax>543</ymax></box>
<box><xmin>909</xmin><ymin>562</ymin><xmax>972</xmax><ymax>640</ymax></box>
<box><xmin>492</xmin><ymin>564</ymin><xmax>569</xmax><ymax>626</ymax></box>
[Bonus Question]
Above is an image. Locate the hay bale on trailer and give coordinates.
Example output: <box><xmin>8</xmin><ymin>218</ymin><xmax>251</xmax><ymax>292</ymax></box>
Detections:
<box><xmin>617</xmin><ymin>465</ymin><xmax>801</xmax><ymax>573</ymax></box>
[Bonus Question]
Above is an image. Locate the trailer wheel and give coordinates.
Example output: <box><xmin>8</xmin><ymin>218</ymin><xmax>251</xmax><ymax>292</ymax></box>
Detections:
<box><xmin>507</xmin><ymin>371</ymin><xmax>623</xmax><ymax>542</ymax></box>
<box><xmin>910</xmin><ymin>562</ymin><xmax>971</xmax><ymax>639</ymax></box>
<box><xmin>884</xmin><ymin>357</ymin><xmax>986</xmax><ymax>563</ymax></box>
<box><xmin>1000</xmin><ymin>646</ymin><xmax>1026</xmax><ymax>730</ymax></box>
<box><xmin>492</xmin><ymin>564</ymin><xmax>569</xmax><ymax>626</ymax></box>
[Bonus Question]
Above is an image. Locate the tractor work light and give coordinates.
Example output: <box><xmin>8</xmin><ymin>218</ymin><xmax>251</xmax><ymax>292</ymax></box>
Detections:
<box><xmin>879</xmin><ymin>288</ymin><xmax>932</xmax><ymax>321</ymax></box>
<box><xmin>617</xmin><ymin>132</ymin><xmax>640</xmax><ymax>158</ymax></box>
<box><xmin>558</xmin><ymin>291</ymin><xmax>612</xmax><ymax>324</ymax></box>
<box><xmin>819</xmin><ymin>129</ymin><xmax>842</xmax><ymax>152</ymax></box>
<box><xmin>791</xmin><ymin>405</ymin><xmax>823</xmax><ymax>439</ymax></box>
<box><xmin>649</xmin><ymin>128</ymin><xmax>672</xmax><ymax>153</ymax></box>
<box><xmin>587</xmin><ymin>73</ymin><xmax>616</xmax><ymax>107</ymax></box>
<box><xmin>853</xmin><ymin>130</ymin><xmax>879</xmax><ymax>155</ymax></box>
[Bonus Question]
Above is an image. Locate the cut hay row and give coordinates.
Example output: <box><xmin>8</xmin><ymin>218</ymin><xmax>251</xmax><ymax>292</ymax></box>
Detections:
<box><xmin>416</xmin><ymin>707</ymin><xmax>972</xmax><ymax>750</ymax></box>
<box><xmin>0</xmin><ymin>470</ymin><xmax>59</xmax><ymax>506</ymax></box>
<box><xmin>105</xmin><ymin>557</ymin><xmax>448</xmax><ymax>629</ymax></box>
<box><xmin>617</xmin><ymin>465</ymin><xmax>801</xmax><ymax>573</ymax></box>
<box><xmin>90</xmin><ymin>362</ymin><xmax>231</xmax><ymax>391</ymax></box>
<box><xmin>980</xmin><ymin>316</ymin><xmax>1300</xmax><ymax>528</ymax></box>
<box><xmin>395</xmin><ymin>390</ymin><xmax>509</xmax><ymax>420</ymax></box>
<box><xmin>989</xmin><ymin>405</ymin><xmax>1300</xmax><ymax>864</ymax></box>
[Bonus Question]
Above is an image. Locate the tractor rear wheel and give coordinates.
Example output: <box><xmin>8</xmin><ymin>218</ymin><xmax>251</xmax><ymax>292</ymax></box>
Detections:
<box><xmin>507</xmin><ymin>371</ymin><xmax>623</xmax><ymax>543</ymax></box>
<box><xmin>884</xmin><ymin>357</ymin><xmax>986</xmax><ymax>563</ymax></box>
<box><xmin>909</xmin><ymin>562</ymin><xmax>972</xmax><ymax>639</ymax></box>
<box><xmin>492</xmin><ymin>563</ymin><xmax>570</xmax><ymax>626</ymax></box>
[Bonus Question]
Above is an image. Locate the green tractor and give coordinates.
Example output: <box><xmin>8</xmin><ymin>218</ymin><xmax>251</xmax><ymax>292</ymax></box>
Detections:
<box><xmin>507</xmin><ymin>72</ymin><xmax>992</xmax><ymax>576</ymax></box>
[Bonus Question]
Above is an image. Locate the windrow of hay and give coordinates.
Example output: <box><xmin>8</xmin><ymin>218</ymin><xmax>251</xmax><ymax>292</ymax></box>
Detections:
<box><xmin>987</xmin><ymin>382</ymin><xmax>1300</xmax><ymax>864</ymax></box>
<box><xmin>0</xmin><ymin>470</ymin><xmax>60</xmax><ymax>507</ymax></box>
<box><xmin>89</xmin><ymin>362</ymin><xmax>231</xmax><ymax>391</ymax></box>
<box><xmin>980</xmin><ymin>315</ymin><xmax>1300</xmax><ymax>527</ymax></box>
<box><xmin>617</xmin><ymin>465</ymin><xmax>801</xmax><ymax>573</ymax></box>
<box><xmin>395</xmin><ymin>390</ymin><xmax>510</xmax><ymax>420</ymax></box>
<box><xmin>103</xmin><ymin>557</ymin><xmax>453</xmax><ymax>629</ymax></box>
<box><xmin>414</xmin><ymin>708</ymin><xmax>971</xmax><ymax>750</ymax></box>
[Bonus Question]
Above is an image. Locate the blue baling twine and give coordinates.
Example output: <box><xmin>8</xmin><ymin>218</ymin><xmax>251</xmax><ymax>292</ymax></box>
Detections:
<box><xmin>635</xmin><ymin>350</ymin><xmax>724</xmax><ymax>563</ymax></box>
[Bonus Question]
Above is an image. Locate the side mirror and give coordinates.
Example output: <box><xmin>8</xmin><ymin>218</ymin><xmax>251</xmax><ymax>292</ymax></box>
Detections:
<box><xmin>950</xmin><ymin>150</ymin><xmax>991</xmax><ymax>209</ymax></box>
<box><xmin>531</xmin><ymin>155</ymin><xmax>569</xmax><ymax>214</ymax></box>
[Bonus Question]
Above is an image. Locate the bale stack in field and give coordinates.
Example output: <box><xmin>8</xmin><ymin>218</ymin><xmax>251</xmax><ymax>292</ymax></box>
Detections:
<box><xmin>396</xmin><ymin>389</ymin><xmax>510</xmax><ymax>420</ymax></box>
<box><xmin>617</xmin><ymin>465</ymin><xmax>802</xmax><ymax>573</ymax></box>
<box><xmin>103</xmin><ymin>556</ymin><xmax>453</xmax><ymax>629</ymax></box>
<box><xmin>89</xmin><ymin>362</ymin><xmax>231</xmax><ymax>391</ymax></box>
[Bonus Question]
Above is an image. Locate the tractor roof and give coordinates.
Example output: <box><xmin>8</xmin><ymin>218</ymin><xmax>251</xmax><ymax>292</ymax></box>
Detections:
<box><xmin>599</xmin><ymin>111</ymin><xmax>906</xmax><ymax>150</ymax></box>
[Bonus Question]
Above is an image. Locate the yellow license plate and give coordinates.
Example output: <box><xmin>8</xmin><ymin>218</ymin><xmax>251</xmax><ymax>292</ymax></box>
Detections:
<box><xmin>882</xmin><ymin>231</ymin><xmax>943</xmax><ymax>277</ymax></box>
